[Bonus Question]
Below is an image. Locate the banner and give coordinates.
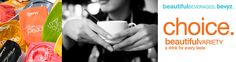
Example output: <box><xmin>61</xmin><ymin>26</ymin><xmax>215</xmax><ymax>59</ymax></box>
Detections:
<box><xmin>158</xmin><ymin>0</ymin><xmax>236</xmax><ymax>62</ymax></box>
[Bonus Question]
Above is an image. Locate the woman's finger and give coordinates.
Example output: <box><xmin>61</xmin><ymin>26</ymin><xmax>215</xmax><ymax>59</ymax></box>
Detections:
<box><xmin>123</xmin><ymin>37</ymin><xmax>150</xmax><ymax>51</ymax></box>
<box><xmin>87</xmin><ymin>20</ymin><xmax>112</xmax><ymax>39</ymax></box>
<box><xmin>84</xmin><ymin>27</ymin><xmax>113</xmax><ymax>51</ymax></box>
<box><xmin>113</xmin><ymin>30</ymin><xmax>145</xmax><ymax>50</ymax></box>
<box><xmin>126</xmin><ymin>43</ymin><xmax>153</xmax><ymax>51</ymax></box>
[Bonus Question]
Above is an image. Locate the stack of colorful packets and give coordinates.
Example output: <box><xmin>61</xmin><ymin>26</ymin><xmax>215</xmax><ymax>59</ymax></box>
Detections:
<box><xmin>0</xmin><ymin>4</ymin><xmax>16</xmax><ymax>23</ymax></box>
<box><xmin>19</xmin><ymin>6</ymin><xmax>48</xmax><ymax>45</ymax></box>
<box><xmin>0</xmin><ymin>20</ymin><xmax>27</xmax><ymax>52</ymax></box>
<box><xmin>24</xmin><ymin>42</ymin><xmax>62</xmax><ymax>62</ymax></box>
<box><xmin>42</xmin><ymin>0</ymin><xmax>62</xmax><ymax>42</ymax></box>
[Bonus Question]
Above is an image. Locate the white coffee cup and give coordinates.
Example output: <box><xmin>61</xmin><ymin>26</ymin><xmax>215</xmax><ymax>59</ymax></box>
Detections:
<box><xmin>97</xmin><ymin>21</ymin><xmax>129</xmax><ymax>44</ymax></box>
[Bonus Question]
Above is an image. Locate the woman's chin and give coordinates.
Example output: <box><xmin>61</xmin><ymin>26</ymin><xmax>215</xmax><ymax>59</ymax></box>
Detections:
<box><xmin>101</xmin><ymin>7</ymin><xmax>112</xmax><ymax>13</ymax></box>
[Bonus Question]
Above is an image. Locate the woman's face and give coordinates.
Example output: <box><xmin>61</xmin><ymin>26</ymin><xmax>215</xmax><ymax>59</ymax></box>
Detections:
<box><xmin>98</xmin><ymin>0</ymin><xmax>129</xmax><ymax>13</ymax></box>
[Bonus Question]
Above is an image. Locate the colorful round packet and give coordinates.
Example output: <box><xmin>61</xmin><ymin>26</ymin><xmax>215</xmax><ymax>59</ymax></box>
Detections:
<box><xmin>24</xmin><ymin>42</ymin><xmax>62</xmax><ymax>62</ymax></box>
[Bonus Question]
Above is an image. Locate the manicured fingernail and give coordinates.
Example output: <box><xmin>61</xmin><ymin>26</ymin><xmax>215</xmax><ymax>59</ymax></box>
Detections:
<box><xmin>107</xmin><ymin>46</ymin><xmax>113</xmax><ymax>51</ymax></box>
<box><xmin>113</xmin><ymin>45</ymin><xmax>118</xmax><ymax>50</ymax></box>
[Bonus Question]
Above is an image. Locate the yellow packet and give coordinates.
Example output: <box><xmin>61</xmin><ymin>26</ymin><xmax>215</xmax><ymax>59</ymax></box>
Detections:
<box><xmin>54</xmin><ymin>33</ymin><xmax>62</xmax><ymax>57</ymax></box>
<box><xmin>0</xmin><ymin>20</ymin><xmax>28</xmax><ymax>52</ymax></box>
<box><xmin>2</xmin><ymin>0</ymin><xmax>28</xmax><ymax>10</ymax></box>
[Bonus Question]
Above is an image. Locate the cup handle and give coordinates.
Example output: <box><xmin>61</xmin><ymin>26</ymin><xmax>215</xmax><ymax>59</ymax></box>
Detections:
<box><xmin>129</xmin><ymin>23</ymin><xmax>136</xmax><ymax>28</ymax></box>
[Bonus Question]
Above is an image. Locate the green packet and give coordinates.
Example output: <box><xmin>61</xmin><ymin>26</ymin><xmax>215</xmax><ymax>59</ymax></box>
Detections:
<box><xmin>42</xmin><ymin>2</ymin><xmax>62</xmax><ymax>42</ymax></box>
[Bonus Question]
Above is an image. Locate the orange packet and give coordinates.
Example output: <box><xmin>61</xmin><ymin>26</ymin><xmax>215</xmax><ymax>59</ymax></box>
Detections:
<box><xmin>19</xmin><ymin>6</ymin><xmax>48</xmax><ymax>45</ymax></box>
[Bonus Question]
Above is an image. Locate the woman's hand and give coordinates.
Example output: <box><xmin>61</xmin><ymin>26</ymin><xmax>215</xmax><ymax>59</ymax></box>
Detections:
<box><xmin>63</xmin><ymin>18</ymin><xmax>113</xmax><ymax>51</ymax></box>
<box><xmin>111</xmin><ymin>24</ymin><xmax>157</xmax><ymax>51</ymax></box>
